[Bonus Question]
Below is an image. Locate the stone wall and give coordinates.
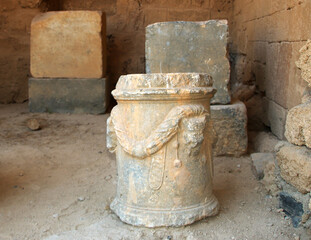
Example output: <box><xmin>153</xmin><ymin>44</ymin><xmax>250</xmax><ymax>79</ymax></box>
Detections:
<box><xmin>230</xmin><ymin>0</ymin><xmax>311</xmax><ymax>138</ymax></box>
<box><xmin>0</xmin><ymin>0</ymin><xmax>60</xmax><ymax>103</ymax></box>
<box><xmin>61</xmin><ymin>0</ymin><xmax>233</xmax><ymax>99</ymax></box>
<box><xmin>1</xmin><ymin>0</ymin><xmax>310</xmax><ymax>140</ymax></box>
<box><xmin>0</xmin><ymin>0</ymin><xmax>232</xmax><ymax>104</ymax></box>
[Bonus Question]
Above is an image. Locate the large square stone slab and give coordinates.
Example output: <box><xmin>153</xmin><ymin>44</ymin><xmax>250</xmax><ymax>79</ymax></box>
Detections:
<box><xmin>31</xmin><ymin>11</ymin><xmax>106</xmax><ymax>78</ymax></box>
<box><xmin>145</xmin><ymin>20</ymin><xmax>230</xmax><ymax>104</ymax></box>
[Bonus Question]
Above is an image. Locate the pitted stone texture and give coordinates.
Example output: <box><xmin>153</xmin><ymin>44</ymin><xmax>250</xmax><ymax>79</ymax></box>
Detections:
<box><xmin>115</xmin><ymin>73</ymin><xmax>213</xmax><ymax>89</ymax></box>
<box><xmin>279</xmin><ymin>192</ymin><xmax>305</xmax><ymax>228</ymax></box>
<box><xmin>211</xmin><ymin>101</ymin><xmax>247</xmax><ymax>156</ymax></box>
<box><xmin>251</xmin><ymin>153</ymin><xmax>274</xmax><ymax>180</ymax></box>
<box><xmin>262</xmin><ymin>97</ymin><xmax>288</xmax><ymax>140</ymax></box>
<box><xmin>296</xmin><ymin>39</ymin><xmax>311</xmax><ymax>87</ymax></box>
<box><xmin>285</xmin><ymin>102</ymin><xmax>311</xmax><ymax>148</ymax></box>
<box><xmin>107</xmin><ymin>73</ymin><xmax>218</xmax><ymax>227</ymax></box>
<box><xmin>145</xmin><ymin>20</ymin><xmax>230</xmax><ymax>104</ymax></box>
<box><xmin>112</xmin><ymin>73</ymin><xmax>215</xmax><ymax>101</ymax></box>
<box><xmin>31</xmin><ymin>11</ymin><xmax>106</xmax><ymax>78</ymax></box>
<box><xmin>29</xmin><ymin>78</ymin><xmax>108</xmax><ymax>114</ymax></box>
<box><xmin>276</xmin><ymin>144</ymin><xmax>311</xmax><ymax>194</ymax></box>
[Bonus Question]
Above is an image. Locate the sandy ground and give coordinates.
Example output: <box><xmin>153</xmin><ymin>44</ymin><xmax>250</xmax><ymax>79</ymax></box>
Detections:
<box><xmin>0</xmin><ymin>103</ymin><xmax>310</xmax><ymax>240</ymax></box>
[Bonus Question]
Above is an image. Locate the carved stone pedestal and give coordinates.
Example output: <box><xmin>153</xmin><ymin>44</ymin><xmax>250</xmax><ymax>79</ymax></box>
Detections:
<box><xmin>107</xmin><ymin>73</ymin><xmax>219</xmax><ymax>227</ymax></box>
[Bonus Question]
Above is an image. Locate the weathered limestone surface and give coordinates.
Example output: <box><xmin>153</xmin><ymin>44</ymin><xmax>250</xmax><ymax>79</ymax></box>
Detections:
<box><xmin>296</xmin><ymin>40</ymin><xmax>311</xmax><ymax>87</ymax></box>
<box><xmin>285</xmin><ymin>40</ymin><xmax>311</xmax><ymax>148</ymax></box>
<box><xmin>145</xmin><ymin>20</ymin><xmax>230</xmax><ymax>104</ymax></box>
<box><xmin>107</xmin><ymin>73</ymin><xmax>219</xmax><ymax>227</ymax></box>
<box><xmin>262</xmin><ymin>97</ymin><xmax>288</xmax><ymax>140</ymax></box>
<box><xmin>211</xmin><ymin>101</ymin><xmax>247</xmax><ymax>156</ymax></box>
<box><xmin>31</xmin><ymin>11</ymin><xmax>106</xmax><ymax>78</ymax></box>
<box><xmin>262</xmin><ymin>161</ymin><xmax>279</xmax><ymax>196</ymax></box>
<box><xmin>231</xmin><ymin>0</ymin><xmax>311</xmax><ymax>135</ymax></box>
<box><xmin>29</xmin><ymin>78</ymin><xmax>108</xmax><ymax>114</ymax></box>
<box><xmin>249</xmin><ymin>131</ymin><xmax>280</xmax><ymax>153</ymax></box>
<box><xmin>27</xmin><ymin>118</ymin><xmax>40</xmax><ymax>131</ymax></box>
<box><xmin>285</xmin><ymin>102</ymin><xmax>311</xmax><ymax>148</ymax></box>
<box><xmin>0</xmin><ymin>0</ymin><xmax>233</xmax><ymax>104</ymax></box>
<box><xmin>276</xmin><ymin>143</ymin><xmax>311</xmax><ymax>194</ymax></box>
<box><xmin>251</xmin><ymin>153</ymin><xmax>274</xmax><ymax>180</ymax></box>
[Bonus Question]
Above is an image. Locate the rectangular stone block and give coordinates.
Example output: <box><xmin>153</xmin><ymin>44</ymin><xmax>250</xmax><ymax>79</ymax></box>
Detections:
<box><xmin>211</xmin><ymin>101</ymin><xmax>248</xmax><ymax>156</ymax></box>
<box><xmin>276</xmin><ymin>143</ymin><xmax>311</xmax><ymax>194</ymax></box>
<box><xmin>279</xmin><ymin>192</ymin><xmax>305</xmax><ymax>228</ymax></box>
<box><xmin>29</xmin><ymin>78</ymin><xmax>108</xmax><ymax>114</ymax></box>
<box><xmin>262</xmin><ymin>97</ymin><xmax>288</xmax><ymax>140</ymax></box>
<box><xmin>285</xmin><ymin>102</ymin><xmax>311</xmax><ymax>148</ymax></box>
<box><xmin>145</xmin><ymin>20</ymin><xmax>230</xmax><ymax>104</ymax></box>
<box><xmin>31</xmin><ymin>11</ymin><xmax>106</xmax><ymax>78</ymax></box>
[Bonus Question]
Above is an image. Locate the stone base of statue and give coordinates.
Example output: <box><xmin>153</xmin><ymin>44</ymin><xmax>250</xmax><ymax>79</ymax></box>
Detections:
<box><xmin>107</xmin><ymin>73</ymin><xmax>219</xmax><ymax>227</ymax></box>
<box><xmin>110</xmin><ymin>195</ymin><xmax>219</xmax><ymax>227</ymax></box>
<box><xmin>29</xmin><ymin>78</ymin><xmax>108</xmax><ymax>114</ymax></box>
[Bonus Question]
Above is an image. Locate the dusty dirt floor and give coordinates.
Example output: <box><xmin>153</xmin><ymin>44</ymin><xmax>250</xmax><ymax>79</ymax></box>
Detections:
<box><xmin>0</xmin><ymin>103</ymin><xmax>310</xmax><ymax>240</ymax></box>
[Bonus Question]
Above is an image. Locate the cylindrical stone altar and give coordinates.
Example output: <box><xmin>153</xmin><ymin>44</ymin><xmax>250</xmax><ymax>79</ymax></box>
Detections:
<box><xmin>107</xmin><ymin>73</ymin><xmax>219</xmax><ymax>227</ymax></box>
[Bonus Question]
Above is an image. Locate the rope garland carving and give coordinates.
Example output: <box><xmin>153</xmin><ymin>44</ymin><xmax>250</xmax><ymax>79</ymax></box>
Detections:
<box><xmin>107</xmin><ymin>104</ymin><xmax>209</xmax><ymax>159</ymax></box>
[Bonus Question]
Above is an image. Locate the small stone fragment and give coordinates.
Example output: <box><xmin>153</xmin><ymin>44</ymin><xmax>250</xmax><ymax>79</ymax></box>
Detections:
<box><xmin>27</xmin><ymin>118</ymin><xmax>40</xmax><ymax>131</ymax></box>
<box><xmin>251</xmin><ymin>153</ymin><xmax>274</xmax><ymax>179</ymax></box>
<box><xmin>301</xmin><ymin>213</ymin><xmax>309</xmax><ymax>223</ymax></box>
<box><xmin>104</xmin><ymin>175</ymin><xmax>112</xmax><ymax>181</ymax></box>
<box><xmin>276</xmin><ymin>208</ymin><xmax>284</xmax><ymax>213</ymax></box>
<box><xmin>78</xmin><ymin>196</ymin><xmax>85</xmax><ymax>202</ymax></box>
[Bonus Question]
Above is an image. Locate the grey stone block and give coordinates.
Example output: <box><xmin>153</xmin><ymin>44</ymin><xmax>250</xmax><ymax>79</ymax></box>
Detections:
<box><xmin>279</xmin><ymin>191</ymin><xmax>310</xmax><ymax>228</ymax></box>
<box><xmin>262</xmin><ymin>97</ymin><xmax>288</xmax><ymax>140</ymax></box>
<box><xmin>29</xmin><ymin>78</ymin><xmax>108</xmax><ymax>114</ymax></box>
<box><xmin>250</xmin><ymin>153</ymin><xmax>274</xmax><ymax>179</ymax></box>
<box><xmin>211</xmin><ymin>101</ymin><xmax>248</xmax><ymax>156</ymax></box>
<box><xmin>145</xmin><ymin>20</ymin><xmax>230</xmax><ymax>104</ymax></box>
